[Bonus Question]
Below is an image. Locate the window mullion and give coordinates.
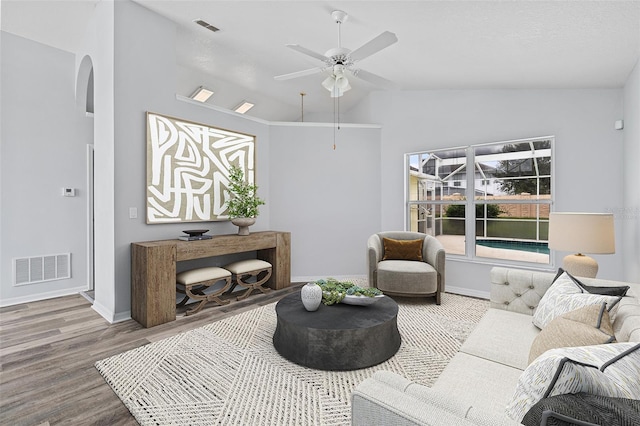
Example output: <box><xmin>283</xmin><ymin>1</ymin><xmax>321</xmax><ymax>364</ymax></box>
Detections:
<box><xmin>466</xmin><ymin>148</ymin><xmax>475</xmax><ymax>258</ymax></box>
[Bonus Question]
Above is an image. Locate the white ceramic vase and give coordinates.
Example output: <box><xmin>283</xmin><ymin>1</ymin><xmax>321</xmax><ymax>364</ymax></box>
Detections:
<box><xmin>300</xmin><ymin>283</ymin><xmax>323</xmax><ymax>312</ymax></box>
<box><xmin>231</xmin><ymin>217</ymin><xmax>256</xmax><ymax>236</ymax></box>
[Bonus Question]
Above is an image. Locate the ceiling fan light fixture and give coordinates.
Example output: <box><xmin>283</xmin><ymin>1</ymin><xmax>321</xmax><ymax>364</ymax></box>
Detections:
<box><xmin>275</xmin><ymin>9</ymin><xmax>397</xmax><ymax>97</ymax></box>
<box><xmin>322</xmin><ymin>74</ymin><xmax>351</xmax><ymax>97</ymax></box>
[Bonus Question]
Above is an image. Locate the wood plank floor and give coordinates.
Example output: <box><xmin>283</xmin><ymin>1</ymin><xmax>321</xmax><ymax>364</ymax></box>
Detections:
<box><xmin>0</xmin><ymin>283</ymin><xmax>304</xmax><ymax>425</ymax></box>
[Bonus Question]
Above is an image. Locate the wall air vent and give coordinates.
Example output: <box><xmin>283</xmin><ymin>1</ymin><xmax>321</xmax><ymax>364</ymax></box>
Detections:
<box><xmin>13</xmin><ymin>253</ymin><xmax>71</xmax><ymax>286</ymax></box>
<box><xmin>194</xmin><ymin>19</ymin><xmax>220</xmax><ymax>32</ymax></box>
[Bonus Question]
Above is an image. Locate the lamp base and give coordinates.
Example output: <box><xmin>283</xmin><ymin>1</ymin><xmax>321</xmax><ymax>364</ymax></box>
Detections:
<box><xmin>562</xmin><ymin>254</ymin><xmax>598</xmax><ymax>278</ymax></box>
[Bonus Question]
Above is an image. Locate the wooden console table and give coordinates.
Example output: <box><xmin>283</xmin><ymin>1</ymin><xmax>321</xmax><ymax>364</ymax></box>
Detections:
<box><xmin>131</xmin><ymin>231</ymin><xmax>291</xmax><ymax>327</ymax></box>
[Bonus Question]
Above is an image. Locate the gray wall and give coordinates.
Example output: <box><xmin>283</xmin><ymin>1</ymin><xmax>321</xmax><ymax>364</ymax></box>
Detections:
<box><xmin>362</xmin><ymin>89</ymin><xmax>626</xmax><ymax>297</ymax></box>
<box><xmin>2</xmin><ymin>0</ymin><xmax>637</xmax><ymax>319</ymax></box>
<box><xmin>103</xmin><ymin>0</ymin><xmax>382</xmax><ymax>317</ymax></box>
<box><xmin>1</xmin><ymin>32</ymin><xmax>93</xmax><ymax>305</ymax></box>
<box><xmin>623</xmin><ymin>60</ymin><xmax>640</xmax><ymax>283</ymax></box>
<box><xmin>269</xmin><ymin>124</ymin><xmax>382</xmax><ymax>280</ymax></box>
<box><xmin>107</xmin><ymin>0</ymin><xmax>272</xmax><ymax>318</ymax></box>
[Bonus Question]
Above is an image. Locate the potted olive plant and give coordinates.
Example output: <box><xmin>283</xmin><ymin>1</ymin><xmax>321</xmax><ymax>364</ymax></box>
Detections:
<box><xmin>225</xmin><ymin>165</ymin><xmax>265</xmax><ymax>236</ymax></box>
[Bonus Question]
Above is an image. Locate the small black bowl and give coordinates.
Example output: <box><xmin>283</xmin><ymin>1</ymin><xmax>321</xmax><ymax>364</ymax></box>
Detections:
<box><xmin>183</xmin><ymin>229</ymin><xmax>209</xmax><ymax>237</ymax></box>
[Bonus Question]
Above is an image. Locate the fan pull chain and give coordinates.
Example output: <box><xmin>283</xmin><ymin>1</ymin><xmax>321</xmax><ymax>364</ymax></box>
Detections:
<box><xmin>333</xmin><ymin>96</ymin><xmax>337</xmax><ymax>150</ymax></box>
<box><xmin>333</xmin><ymin>94</ymin><xmax>341</xmax><ymax>150</ymax></box>
<box><xmin>337</xmin><ymin>95</ymin><xmax>341</xmax><ymax>131</ymax></box>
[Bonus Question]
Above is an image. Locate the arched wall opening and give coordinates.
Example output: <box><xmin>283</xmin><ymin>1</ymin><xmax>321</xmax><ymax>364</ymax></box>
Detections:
<box><xmin>76</xmin><ymin>55</ymin><xmax>96</xmax><ymax>299</ymax></box>
<box><xmin>76</xmin><ymin>55</ymin><xmax>94</xmax><ymax>113</ymax></box>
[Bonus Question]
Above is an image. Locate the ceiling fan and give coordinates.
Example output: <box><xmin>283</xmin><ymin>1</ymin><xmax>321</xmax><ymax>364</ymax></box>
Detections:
<box><xmin>274</xmin><ymin>10</ymin><xmax>398</xmax><ymax>97</ymax></box>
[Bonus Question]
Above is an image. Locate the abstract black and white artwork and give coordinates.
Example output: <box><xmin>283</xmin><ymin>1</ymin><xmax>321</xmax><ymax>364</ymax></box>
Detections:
<box><xmin>146</xmin><ymin>112</ymin><xmax>256</xmax><ymax>223</ymax></box>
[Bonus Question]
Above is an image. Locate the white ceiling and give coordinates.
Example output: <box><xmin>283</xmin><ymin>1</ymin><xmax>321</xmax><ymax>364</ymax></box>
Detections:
<box><xmin>3</xmin><ymin>1</ymin><xmax>640</xmax><ymax>120</ymax></box>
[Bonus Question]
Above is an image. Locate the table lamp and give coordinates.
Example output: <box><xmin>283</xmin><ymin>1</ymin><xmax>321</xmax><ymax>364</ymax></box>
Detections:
<box><xmin>548</xmin><ymin>212</ymin><xmax>615</xmax><ymax>278</ymax></box>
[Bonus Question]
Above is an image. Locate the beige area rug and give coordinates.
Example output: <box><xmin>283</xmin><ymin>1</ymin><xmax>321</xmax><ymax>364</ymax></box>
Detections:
<box><xmin>95</xmin><ymin>293</ymin><xmax>489</xmax><ymax>426</ymax></box>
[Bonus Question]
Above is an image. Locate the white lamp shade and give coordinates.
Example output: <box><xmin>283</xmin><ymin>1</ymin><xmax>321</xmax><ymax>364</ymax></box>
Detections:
<box><xmin>322</xmin><ymin>75</ymin><xmax>335</xmax><ymax>91</ymax></box>
<box><xmin>334</xmin><ymin>75</ymin><xmax>350</xmax><ymax>90</ymax></box>
<box><xmin>548</xmin><ymin>212</ymin><xmax>615</xmax><ymax>254</ymax></box>
<box><xmin>322</xmin><ymin>75</ymin><xmax>351</xmax><ymax>98</ymax></box>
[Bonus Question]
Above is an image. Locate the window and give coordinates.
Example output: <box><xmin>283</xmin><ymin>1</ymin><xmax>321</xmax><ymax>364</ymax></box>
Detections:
<box><xmin>406</xmin><ymin>137</ymin><xmax>553</xmax><ymax>265</ymax></box>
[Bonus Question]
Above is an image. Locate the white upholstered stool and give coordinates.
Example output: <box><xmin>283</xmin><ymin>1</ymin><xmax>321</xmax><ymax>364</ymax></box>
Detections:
<box><xmin>223</xmin><ymin>259</ymin><xmax>273</xmax><ymax>301</ymax></box>
<box><xmin>176</xmin><ymin>267</ymin><xmax>232</xmax><ymax>315</ymax></box>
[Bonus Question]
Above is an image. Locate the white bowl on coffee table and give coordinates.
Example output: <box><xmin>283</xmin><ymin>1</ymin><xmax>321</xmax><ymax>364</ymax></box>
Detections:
<box><xmin>341</xmin><ymin>294</ymin><xmax>384</xmax><ymax>306</ymax></box>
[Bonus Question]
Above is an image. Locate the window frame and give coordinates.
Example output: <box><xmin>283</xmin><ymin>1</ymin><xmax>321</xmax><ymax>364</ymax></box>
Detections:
<box><xmin>405</xmin><ymin>136</ymin><xmax>555</xmax><ymax>269</ymax></box>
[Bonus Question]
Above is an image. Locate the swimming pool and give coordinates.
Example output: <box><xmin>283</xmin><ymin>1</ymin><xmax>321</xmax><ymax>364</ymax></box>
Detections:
<box><xmin>476</xmin><ymin>239</ymin><xmax>549</xmax><ymax>255</ymax></box>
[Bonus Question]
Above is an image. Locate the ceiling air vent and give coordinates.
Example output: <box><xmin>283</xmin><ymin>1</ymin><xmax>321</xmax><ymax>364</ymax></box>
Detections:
<box><xmin>194</xmin><ymin>19</ymin><xmax>220</xmax><ymax>33</ymax></box>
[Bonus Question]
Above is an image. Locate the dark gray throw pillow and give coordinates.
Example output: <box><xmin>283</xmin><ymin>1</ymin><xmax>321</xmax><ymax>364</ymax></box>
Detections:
<box><xmin>553</xmin><ymin>268</ymin><xmax>630</xmax><ymax>297</ymax></box>
<box><xmin>552</xmin><ymin>268</ymin><xmax>585</xmax><ymax>291</ymax></box>
<box><xmin>580</xmin><ymin>284</ymin><xmax>630</xmax><ymax>297</ymax></box>
<box><xmin>522</xmin><ymin>392</ymin><xmax>640</xmax><ymax>426</ymax></box>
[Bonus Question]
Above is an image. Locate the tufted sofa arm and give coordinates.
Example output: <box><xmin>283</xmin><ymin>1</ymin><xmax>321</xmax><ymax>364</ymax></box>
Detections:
<box><xmin>490</xmin><ymin>267</ymin><xmax>640</xmax><ymax>316</ymax></box>
<box><xmin>490</xmin><ymin>267</ymin><xmax>554</xmax><ymax>316</ymax></box>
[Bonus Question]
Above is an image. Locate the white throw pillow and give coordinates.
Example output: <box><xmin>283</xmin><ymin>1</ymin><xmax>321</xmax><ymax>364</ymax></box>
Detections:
<box><xmin>506</xmin><ymin>342</ymin><xmax>640</xmax><ymax>422</ymax></box>
<box><xmin>532</xmin><ymin>272</ymin><xmax>622</xmax><ymax>329</ymax></box>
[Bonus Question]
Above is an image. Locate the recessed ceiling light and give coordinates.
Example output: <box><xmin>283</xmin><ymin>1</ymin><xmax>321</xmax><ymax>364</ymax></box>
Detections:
<box><xmin>194</xmin><ymin>19</ymin><xmax>220</xmax><ymax>32</ymax></box>
<box><xmin>190</xmin><ymin>86</ymin><xmax>214</xmax><ymax>102</ymax></box>
<box><xmin>234</xmin><ymin>101</ymin><xmax>255</xmax><ymax>114</ymax></box>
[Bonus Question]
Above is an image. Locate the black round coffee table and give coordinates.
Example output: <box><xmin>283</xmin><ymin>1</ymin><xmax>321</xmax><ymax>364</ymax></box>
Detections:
<box><xmin>272</xmin><ymin>292</ymin><xmax>401</xmax><ymax>371</ymax></box>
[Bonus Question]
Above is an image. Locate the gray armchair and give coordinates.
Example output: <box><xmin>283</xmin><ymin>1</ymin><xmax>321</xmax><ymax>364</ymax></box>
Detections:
<box><xmin>367</xmin><ymin>231</ymin><xmax>446</xmax><ymax>304</ymax></box>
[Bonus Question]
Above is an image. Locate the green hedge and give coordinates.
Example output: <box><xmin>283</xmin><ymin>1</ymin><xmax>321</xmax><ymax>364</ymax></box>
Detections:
<box><xmin>445</xmin><ymin>204</ymin><xmax>502</xmax><ymax>218</ymax></box>
<box><xmin>440</xmin><ymin>218</ymin><xmax>548</xmax><ymax>240</ymax></box>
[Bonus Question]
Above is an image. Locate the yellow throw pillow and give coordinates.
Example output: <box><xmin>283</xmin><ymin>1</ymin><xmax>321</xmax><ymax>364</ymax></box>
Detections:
<box><xmin>528</xmin><ymin>303</ymin><xmax>615</xmax><ymax>365</ymax></box>
<box><xmin>382</xmin><ymin>237</ymin><xmax>424</xmax><ymax>261</ymax></box>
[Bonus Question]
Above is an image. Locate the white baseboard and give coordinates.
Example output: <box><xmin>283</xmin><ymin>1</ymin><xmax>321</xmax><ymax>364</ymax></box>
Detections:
<box><xmin>445</xmin><ymin>285</ymin><xmax>490</xmax><ymax>300</ymax></box>
<box><xmin>91</xmin><ymin>300</ymin><xmax>112</xmax><ymax>322</ymax></box>
<box><xmin>91</xmin><ymin>301</ymin><xmax>131</xmax><ymax>324</ymax></box>
<box><xmin>112</xmin><ymin>310</ymin><xmax>132</xmax><ymax>323</ymax></box>
<box><xmin>0</xmin><ymin>286</ymin><xmax>88</xmax><ymax>307</ymax></box>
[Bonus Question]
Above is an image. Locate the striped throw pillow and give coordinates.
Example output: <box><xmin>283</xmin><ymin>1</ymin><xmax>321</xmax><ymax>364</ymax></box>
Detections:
<box><xmin>506</xmin><ymin>342</ymin><xmax>640</xmax><ymax>422</ymax></box>
<box><xmin>532</xmin><ymin>272</ymin><xmax>622</xmax><ymax>329</ymax></box>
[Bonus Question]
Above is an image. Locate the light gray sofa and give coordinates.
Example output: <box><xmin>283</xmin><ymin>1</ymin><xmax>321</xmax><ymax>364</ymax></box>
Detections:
<box><xmin>352</xmin><ymin>267</ymin><xmax>640</xmax><ymax>425</ymax></box>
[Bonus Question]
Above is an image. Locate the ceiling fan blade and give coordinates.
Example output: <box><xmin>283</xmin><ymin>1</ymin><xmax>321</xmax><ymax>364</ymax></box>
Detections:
<box><xmin>286</xmin><ymin>44</ymin><xmax>329</xmax><ymax>62</ymax></box>
<box><xmin>274</xmin><ymin>67</ymin><xmax>325</xmax><ymax>81</ymax></box>
<box><xmin>349</xmin><ymin>31</ymin><xmax>398</xmax><ymax>62</ymax></box>
<box><xmin>350</xmin><ymin>69</ymin><xmax>398</xmax><ymax>89</ymax></box>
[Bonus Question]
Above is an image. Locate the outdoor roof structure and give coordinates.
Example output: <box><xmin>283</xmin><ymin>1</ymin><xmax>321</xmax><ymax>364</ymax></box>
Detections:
<box><xmin>409</xmin><ymin>137</ymin><xmax>552</xmax><ymax>198</ymax></box>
